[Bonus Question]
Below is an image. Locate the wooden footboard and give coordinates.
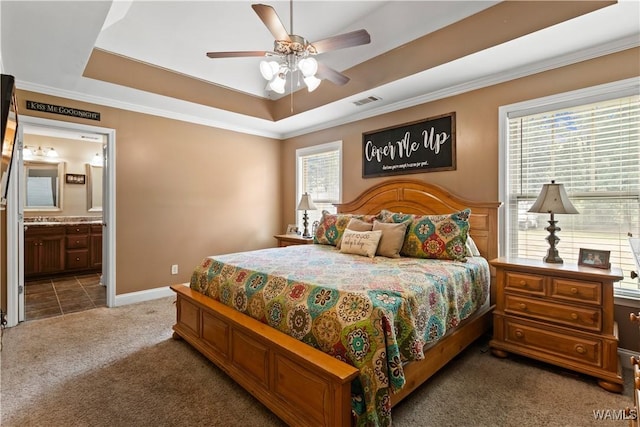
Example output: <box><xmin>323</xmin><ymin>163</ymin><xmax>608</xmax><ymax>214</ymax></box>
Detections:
<box><xmin>171</xmin><ymin>284</ymin><xmax>359</xmax><ymax>427</ymax></box>
<box><xmin>172</xmin><ymin>283</ymin><xmax>493</xmax><ymax>426</ymax></box>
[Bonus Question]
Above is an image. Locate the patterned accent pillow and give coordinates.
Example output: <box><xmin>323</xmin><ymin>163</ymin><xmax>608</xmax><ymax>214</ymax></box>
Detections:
<box><xmin>399</xmin><ymin>209</ymin><xmax>472</xmax><ymax>261</ymax></box>
<box><xmin>313</xmin><ymin>211</ymin><xmax>377</xmax><ymax>246</ymax></box>
<box><xmin>378</xmin><ymin>209</ymin><xmax>414</xmax><ymax>224</ymax></box>
<box><xmin>339</xmin><ymin>229</ymin><xmax>383</xmax><ymax>258</ymax></box>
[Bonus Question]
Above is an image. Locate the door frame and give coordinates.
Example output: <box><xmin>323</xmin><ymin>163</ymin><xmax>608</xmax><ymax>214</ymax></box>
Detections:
<box><xmin>5</xmin><ymin>116</ymin><xmax>116</xmax><ymax>326</ymax></box>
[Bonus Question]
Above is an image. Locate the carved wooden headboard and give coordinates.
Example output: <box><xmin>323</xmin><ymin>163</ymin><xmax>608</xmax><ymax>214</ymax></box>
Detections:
<box><xmin>336</xmin><ymin>179</ymin><xmax>500</xmax><ymax>261</ymax></box>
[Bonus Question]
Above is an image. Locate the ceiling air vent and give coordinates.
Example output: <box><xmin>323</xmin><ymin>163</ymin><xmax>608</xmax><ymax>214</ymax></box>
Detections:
<box><xmin>353</xmin><ymin>96</ymin><xmax>382</xmax><ymax>107</ymax></box>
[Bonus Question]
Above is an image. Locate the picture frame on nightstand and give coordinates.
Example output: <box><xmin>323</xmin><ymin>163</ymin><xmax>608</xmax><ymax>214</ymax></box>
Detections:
<box><xmin>286</xmin><ymin>224</ymin><xmax>299</xmax><ymax>235</ymax></box>
<box><xmin>578</xmin><ymin>248</ymin><xmax>611</xmax><ymax>269</ymax></box>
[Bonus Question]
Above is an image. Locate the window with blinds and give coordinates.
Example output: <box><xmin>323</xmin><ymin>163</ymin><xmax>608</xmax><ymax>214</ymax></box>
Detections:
<box><xmin>506</xmin><ymin>92</ymin><xmax>640</xmax><ymax>295</ymax></box>
<box><xmin>296</xmin><ymin>141</ymin><xmax>342</xmax><ymax>230</ymax></box>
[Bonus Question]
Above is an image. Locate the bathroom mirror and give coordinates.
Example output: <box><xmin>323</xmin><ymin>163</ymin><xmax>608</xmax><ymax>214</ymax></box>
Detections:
<box><xmin>24</xmin><ymin>160</ymin><xmax>65</xmax><ymax>211</ymax></box>
<box><xmin>86</xmin><ymin>163</ymin><xmax>103</xmax><ymax>212</ymax></box>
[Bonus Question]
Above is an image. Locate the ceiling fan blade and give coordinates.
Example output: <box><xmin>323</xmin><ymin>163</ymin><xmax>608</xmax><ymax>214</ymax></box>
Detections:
<box><xmin>315</xmin><ymin>62</ymin><xmax>350</xmax><ymax>86</ymax></box>
<box><xmin>252</xmin><ymin>4</ymin><xmax>291</xmax><ymax>42</ymax></box>
<box><xmin>310</xmin><ymin>29</ymin><xmax>371</xmax><ymax>54</ymax></box>
<box><xmin>206</xmin><ymin>51</ymin><xmax>270</xmax><ymax>59</ymax></box>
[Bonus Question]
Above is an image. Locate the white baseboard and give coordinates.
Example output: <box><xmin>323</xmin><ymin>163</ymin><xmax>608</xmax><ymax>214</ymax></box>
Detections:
<box><xmin>114</xmin><ymin>286</ymin><xmax>175</xmax><ymax>307</ymax></box>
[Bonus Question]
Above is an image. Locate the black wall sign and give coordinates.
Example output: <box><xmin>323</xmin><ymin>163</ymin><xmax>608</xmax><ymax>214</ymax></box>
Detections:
<box><xmin>26</xmin><ymin>100</ymin><xmax>101</xmax><ymax>121</ymax></box>
<box><xmin>362</xmin><ymin>112</ymin><xmax>456</xmax><ymax>178</ymax></box>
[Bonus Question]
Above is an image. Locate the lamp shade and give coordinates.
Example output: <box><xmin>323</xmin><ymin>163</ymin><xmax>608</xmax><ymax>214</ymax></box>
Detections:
<box><xmin>297</xmin><ymin>193</ymin><xmax>317</xmax><ymax>211</ymax></box>
<box><xmin>528</xmin><ymin>180</ymin><xmax>579</xmax><ymax>215</ymax></box>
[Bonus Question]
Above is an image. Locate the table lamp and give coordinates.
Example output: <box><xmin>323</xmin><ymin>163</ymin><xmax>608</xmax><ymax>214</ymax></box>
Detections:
<box><xmin>528</xmin><ymin>180</ymin><xmax>579</xmax><ymax>264</ymax></box>
<box><xmin>297</xmin><ymin>193</ymin><xmax>317</xmax><ymax>238</ymax></box>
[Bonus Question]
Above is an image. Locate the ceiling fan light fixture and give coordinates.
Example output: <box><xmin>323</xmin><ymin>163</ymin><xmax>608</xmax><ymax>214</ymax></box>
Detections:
<box><xmin>269</xmin><ymin>74</ymin><xmax>286</xmax><ymax>94</ymax></box>
<box><xmin>303</xmin><ymin>75</ymin><xmax>321</xmax><ymax>92</ymax></box>
<box><xmin>259</xmin><ymin>60</ymin><xmax>280</xmax><ymax>80</ymax></box>
<box><xmin>298</xmin><ymin>57</ymin><xmax>318</xmax><ymax>77</ymax></box>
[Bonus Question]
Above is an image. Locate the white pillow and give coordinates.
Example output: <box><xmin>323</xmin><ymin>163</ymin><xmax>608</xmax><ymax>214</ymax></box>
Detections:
<box><xmin>340</xmin><ymin>229</ymin><xmax>382</xmax><ymax>258</ymax></box>
<box><xmin>465</xmin><ymin>236</ymin><xmax>481</xmax><ymax>257</ymax></box>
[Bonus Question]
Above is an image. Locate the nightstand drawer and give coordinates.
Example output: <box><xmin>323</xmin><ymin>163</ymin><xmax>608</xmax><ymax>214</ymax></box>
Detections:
<box><xmin>551</xmin><ymin>278</ymin><xmax>602</xmax><ymax>305</ymax></box>
<box><xmin>504</xmin><ymin>271</ymin><xmax>545</xmax><ymax>295</ymax></box>
<box><xmin>504</xmin><ymin>294</ymin><xmax>602</xmax><ymax>332</ymax></box>
<box><xmin>504</xmin><ymin>319</ymin><xmax>602</xmax><ymax>367</ymax></box>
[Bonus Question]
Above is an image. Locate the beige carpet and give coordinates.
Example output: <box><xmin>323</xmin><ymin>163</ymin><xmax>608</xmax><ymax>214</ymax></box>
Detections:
<box><xmin>0</xmin><ymin>296</ymin><xmax>635</xmax><ymax>427</ymax></box>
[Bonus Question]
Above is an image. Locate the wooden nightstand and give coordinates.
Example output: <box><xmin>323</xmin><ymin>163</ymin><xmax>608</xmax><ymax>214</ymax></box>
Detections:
<box><xmin>274</xmin><ymin>234</ymin><xmax>314</xmax><ymax>247</ymax></box>
<box><xmin>489</xmin><ymin>257</ymin><xmax>624</xmax><ymax>392</ymax></box>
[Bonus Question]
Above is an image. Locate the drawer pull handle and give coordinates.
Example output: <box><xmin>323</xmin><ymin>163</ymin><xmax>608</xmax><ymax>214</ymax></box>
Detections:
<box><xmin>76</xmin><ymin>257</ymin><xmax>80</xmax><ymax>261</ymax></box>
<box><xmin>76</xmin><ymin>240</ymin><xmax>80</xmax><ymax>244</ymax></box>
<box><xmin>518</xmin><ymin>303</ymin><xmax>527</xmax><ymax>310</ymax></box>
<box><xmin>575</xmin><ymin>345</ymin><xmax>586</xmax><ymax>354</ymax></box>
<box><xmin>519</xmin><ymin>280</ymin><xmax>527</xmax><ymax>287</ymax></box>
<box><xmin>514</xmin><ymin>329</ymin><xmax>524</xmax><ymax>339</ymax></box>
<box><xmin>570</xmin><ymin>287</ymin><xmax>578</xmax><ymax>294</ymax></box>
<box><xmin>571</xmin><ymin>313</ymin><xmax>579</xmax><ymax>320</ymax></box>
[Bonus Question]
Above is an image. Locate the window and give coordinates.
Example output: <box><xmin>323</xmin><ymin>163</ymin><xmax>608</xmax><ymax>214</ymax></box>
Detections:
<box><xmin>501</xmin><ymin>79</ymin><xmax>640</xmax><ymax>296</ymax></box>
<box><xmin>296</xmin><ymin>141</ymin><xmax>342</xmax><ymax>231</ymax></box>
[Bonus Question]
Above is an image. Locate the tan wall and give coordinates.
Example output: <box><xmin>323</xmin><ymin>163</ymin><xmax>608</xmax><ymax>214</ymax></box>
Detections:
<box><xmin>280</xmin><ymin>48</ymin><xmax>640</xmax><ymax>222</ymax></box>
<box><xmin>14</xmin><ymin>91</ymin><xmax>282</xmax><ymax>295</ymax></box>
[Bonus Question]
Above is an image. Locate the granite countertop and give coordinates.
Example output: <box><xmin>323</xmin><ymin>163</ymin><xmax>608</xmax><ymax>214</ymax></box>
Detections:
<box><xmin>24</xmin><ymin>216</ymin><xmax>102</xmax><ymax>226</ymax></box>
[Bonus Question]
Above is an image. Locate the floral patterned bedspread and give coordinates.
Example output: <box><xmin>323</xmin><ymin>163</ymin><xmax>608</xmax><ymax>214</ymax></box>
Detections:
<box><xmin>190</xmin><ymin>244</ymin><xmax>489</xmax><ymax>426</ymax></box>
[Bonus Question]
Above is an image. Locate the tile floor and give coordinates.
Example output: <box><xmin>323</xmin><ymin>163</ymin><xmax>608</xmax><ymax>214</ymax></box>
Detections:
<box><xmin>25</xmin><ymin>273</ymin><xmax>106</xmax><ymax>321</ymax></box>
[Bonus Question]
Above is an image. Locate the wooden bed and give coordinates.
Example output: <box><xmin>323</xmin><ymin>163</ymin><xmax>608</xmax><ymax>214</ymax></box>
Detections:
<box><xmin>171</xmin><ymin>179</ymin><xmax>500</xmax><ymax>426</ymax></box>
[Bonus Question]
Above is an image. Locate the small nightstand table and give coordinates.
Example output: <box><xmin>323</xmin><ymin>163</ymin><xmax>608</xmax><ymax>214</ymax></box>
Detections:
<box><xmin>489</xmin><ymin>257</ymin><xmax>624</xmax><ymax>393</ymax></box>
<box><xmin>274</xmin><ymin>234</ymin><xmax>314</xmax><ymax>247</ymax></box>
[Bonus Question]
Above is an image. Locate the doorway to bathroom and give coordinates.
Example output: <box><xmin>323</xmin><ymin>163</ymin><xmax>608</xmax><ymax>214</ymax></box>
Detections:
<box><xmin>5</xmin><ymin>116</ymin><xmax>115</xmax><ymax>326</ymax></box>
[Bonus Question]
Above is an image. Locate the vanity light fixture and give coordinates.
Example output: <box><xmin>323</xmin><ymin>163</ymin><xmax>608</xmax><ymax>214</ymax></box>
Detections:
<box><xmin>23</xmin><ymin>146</ymin><xmax>34</xmax><ymax>160</ymax></box>
<box><xmin>90</xmin><ymin>152</ymin><xmax>104</xmax><ymax>167</ymax></box>
<box><xmin>24</xmin><ymin>146</ymin><xmax>59</xmax><ymax>160</ymax></box>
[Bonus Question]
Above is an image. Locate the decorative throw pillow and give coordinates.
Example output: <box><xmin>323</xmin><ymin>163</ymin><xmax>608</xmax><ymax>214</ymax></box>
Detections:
<box><xmin>378</xmin><ymin>209</ymin><xmax>414</xmax><ymax>224</ymax></box>
<box><xmin>336</xmin><ymin>218</ymin><xmax>374</xmax><ymax>249</ymax></box>
<box><xmin>400</xmin><ymin>209</ymin><xmax>471</xmax><ymax>261</ymax></box>
<box><xmin>372</xmin><ymin>220</ymin><xmax>408</xmax><ymax>258</ymax></box>
<box><xmin>339</xmin><ymin>229</ymin><xmax>382</xmax><ymax>258</ymax></box>
<box><xmin>313</xmin><ymin>211</ymin><xmax>376</xmax><ymax>246</ymax></box>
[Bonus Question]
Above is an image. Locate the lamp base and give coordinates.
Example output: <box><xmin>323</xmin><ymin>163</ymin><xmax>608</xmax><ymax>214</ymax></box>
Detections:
<box><xmin>543</xmin><ymin>217</ymin><xmax>563</xmax><ymax>264</ymax></box>
<box><xmin>301</xmin><ymin>211</ymin><xmax>311</xmax><ymax>238</ymax></box>
<box><xmin>543</xmin><ymin>251</ymin><xmax>563</xmax><ymax>264</ymax></box>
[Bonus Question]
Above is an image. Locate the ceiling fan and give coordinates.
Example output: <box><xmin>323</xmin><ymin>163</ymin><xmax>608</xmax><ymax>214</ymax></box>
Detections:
<box><xmin>205</xmin><ymin>2</ymin><xmax>371</xmax><ymax>94</ymax></box>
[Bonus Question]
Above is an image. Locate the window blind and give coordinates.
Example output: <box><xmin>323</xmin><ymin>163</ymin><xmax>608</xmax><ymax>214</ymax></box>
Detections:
<box><xmin>297</xmin><ymin>144</ymin><xmax>341</xmax><ymax>228</ymax></box>
<box><xmin>507</xmin><ymin>95</ymin><xmax>640</xmax><ymax>293</ymax></box>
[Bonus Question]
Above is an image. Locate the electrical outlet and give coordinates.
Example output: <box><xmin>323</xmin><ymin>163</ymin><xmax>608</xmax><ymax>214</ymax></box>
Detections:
<box><xmin>171</xmin><ymin>264</ymin><xmax>178</xmax><ymax>275</ymax></box>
